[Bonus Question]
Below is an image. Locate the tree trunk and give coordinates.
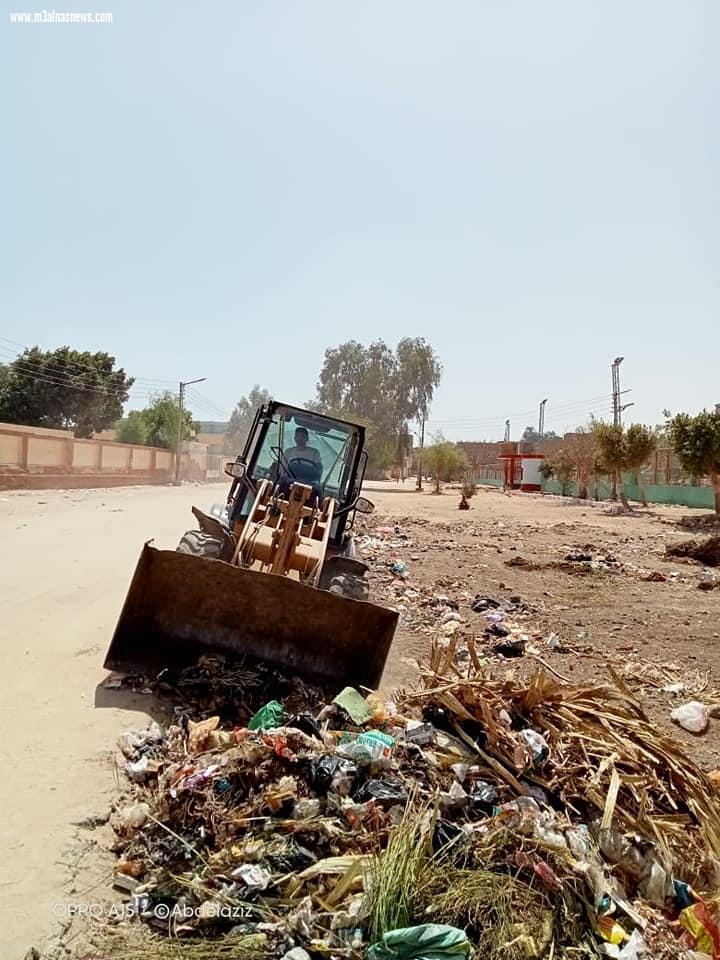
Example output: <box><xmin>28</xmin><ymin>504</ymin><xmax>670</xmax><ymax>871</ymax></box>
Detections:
<box><xmin>713</xmin><ymin>474</ymin><xmax>720</xmax><ymax>514</ymax></box>
<box><xmin>434</xmin><ymin>475</ymin><xmax>441</xmax><ymax>494</ymax></box>
<box><xmin>617</xmin><ymin>472</ymin><xmax>629</xmax><ymax>509</ymax></box>
<box><xmin>579</xmin><ymin>482</ymin><xmax>588</xmax><ymax>500</ymax></box>
<box><xmin>638</xmin><ymin>478</ymin><xmax>647</xmax><ymax>507</ymax></box>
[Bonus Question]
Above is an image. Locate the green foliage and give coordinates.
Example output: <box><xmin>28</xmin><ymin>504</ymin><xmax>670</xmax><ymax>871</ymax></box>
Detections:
<box><xmin>522</xmin><ymin>425</ymin><xmax>559</xmax><ymax>442</ymax></box>
<box><xmin>313</xmin><ymin>338</ymin><xmax>441</xmax><ymax>473</ymax></box>
<box><xmin>593</xmin><ymin>420</ymin><xmax>657</xmax><ymax>507</ymax></box>
<box><xmin>669</xmin><ymin>410</ymin><xmax>720</xmax><ymax>479</ymax></box>
<box><xmin>117</xmin><ymin>392</ymin><xmax>198</xmax><ymax>449</ymax></box>
<box><xmin>669</xmin><ymin>409</ymin><xmax>720</xmax><ymax>512</ymax></box>
<box><xmin>546</xmin><ymin>450</ymin><xmax>575</xmax><ymax>495</ymax></box>
<box><xmin>624</xmin><ymin>423</ymin><xmax>658</xmax><ymax>470</ymax></box>
<box><xmin>226</xmin><ymin>385</ymin><xmax>273</xmax><ymax>453</ymax></box>
<box><xmin>422</xmin><ymin>436</ymin><xmax>467</xmax><ymax>493</ymax></box>
<box><xmin>116</xmin><ymin>410</ymin><xmax>149</xmax><ymax>445</ymax></box>
<box><xmin>0</xmin><ymin>346</ymin><xmax>133</xmax><ymax>438</ymax></box>
<box><xmin>593</xmin><ymin>421</ymin><xmax>657</xmax><ymax>473</ymax></box>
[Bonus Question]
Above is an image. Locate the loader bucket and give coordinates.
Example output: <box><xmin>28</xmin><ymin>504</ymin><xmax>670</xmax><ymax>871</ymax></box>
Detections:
<box><xmin>104</xmin><ymin>544</ymin><xmax>399</xmax><ymax>690</ymax></box>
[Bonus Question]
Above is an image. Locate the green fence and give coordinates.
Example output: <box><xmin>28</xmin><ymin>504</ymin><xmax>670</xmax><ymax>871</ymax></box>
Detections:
<box><xmin>541</xmin><ymin>477</ymin><xmax>715</xmax><ymax>509</ymax></box>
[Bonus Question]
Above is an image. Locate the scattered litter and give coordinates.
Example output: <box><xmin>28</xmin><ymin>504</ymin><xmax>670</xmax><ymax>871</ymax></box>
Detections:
<box><xmin>333</xmin><ymin>687</ymin><xmax>373</xmax><ymax>725</ymax></box>
<box><xmin>671</xmin><ymin>701</ymin><xmax>710</xmax><ymax>734</ymax></box>
<box><xmin>95</xmin><ymin>512</ymin><xmax>720</xmax><ymax>959</ymax></box>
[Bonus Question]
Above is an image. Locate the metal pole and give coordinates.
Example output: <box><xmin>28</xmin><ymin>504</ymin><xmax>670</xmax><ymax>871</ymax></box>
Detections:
<box><xmin>174</xmin><ymin>377</ymin><xmax>206</xmax><ymax>484</ymax></box>
<box><xmin>416</xmin><ymin>414</ymin><xmax>425</xmax><ymax>491</ymax></box>
<box><xmin>504</xmin><ymin>419</ymin><xmax>511</xmax><ymax>442</ymax></box>
<box><xmin>539</xmin><ymin>399</ymin><xmax>548</xmax><ymax>439</ymax></box>
<box><xmin>611</xmin><ymin>357</ymin><xmax>624</xmax><ymax>499</ymax></box>
<box><xmin>612</xmin><ymin>357</ymin><xmax>624</xmax><ymax>427</ymax></box>
<box><xmin>174</xmin><ymin>381</ymin><xmax>184</xmax><ymax>484</ymax></box>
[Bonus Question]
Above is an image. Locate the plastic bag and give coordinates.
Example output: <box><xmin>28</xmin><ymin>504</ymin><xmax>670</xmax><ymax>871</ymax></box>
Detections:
<box><xmin>356</xmin><ymin>778</ymin><xmax>409</xmax><ymax>809</ymax></box>
<box><xmin>310</xmin><ymin>755</ymin><xmax>358</xmax><ymax>796</ymax></box>
<box><xmin>671</xmin><ymin>701</ymin><xmax>710</xmax><ymax>734</ymax></box>
<box><xmin>337</xmin><ymin>730</ymin><xmax>394</xmax><ymax>766</ymax></box>
<box><xmin>468</xmin><ymin>780</ymin><xmax>498</xmax><ymax>819</ymax></box>
<box><xmin>519</xmin><ymin>728</ymin><xmax>549</xmax><ymax>762</ymax></box>
<box><xmin>678</xmin><ymin>901</ymin><xmax>720</xmax><ymax>957</ymax></box>
<box><xmin>286</xmin><ymin>713</ymin><xmax>323</xmax><ymax>740</ymax></box>
<box><xmin>292</xmin><ymin>799</ymin><xmax>323</xmax><ymax>820</ymax></box>
<box><xmin>248</xmin><ymin>700</ymin><xmax>285</xmax><ymax>731</ymax></box>
<box><xmin>333</xmin><ymin>687</ymin><xmax>373</xmax><ymax>725</ymax></box>
<box><xmin>367</xmin><ymin>923</ymin><xmax>471</xmax><ymax>960</ymax></box>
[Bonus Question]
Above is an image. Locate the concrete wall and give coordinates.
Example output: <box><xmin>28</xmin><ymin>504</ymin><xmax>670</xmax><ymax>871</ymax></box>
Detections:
<box><xmin>0</xmin><ymin>423</ymin><xmax>174</xmax><ymax>490</ymax></box>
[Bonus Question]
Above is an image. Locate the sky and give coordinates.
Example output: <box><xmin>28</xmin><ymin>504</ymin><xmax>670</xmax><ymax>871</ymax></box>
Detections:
<box><xmin>2</xmin><ymin>1</ymin><xmax>719</xmax><ymax>441</ymax></box>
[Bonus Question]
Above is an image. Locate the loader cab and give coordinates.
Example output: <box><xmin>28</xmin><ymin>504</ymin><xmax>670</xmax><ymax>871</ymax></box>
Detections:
<box><xmin>226</xmin><ymin>402</ymin><xmax>368</xmax><ymax>547</ymax></box>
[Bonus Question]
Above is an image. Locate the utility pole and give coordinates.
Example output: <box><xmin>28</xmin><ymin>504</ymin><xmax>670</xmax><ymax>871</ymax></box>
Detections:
<box><xmin>611</xmin><ymin>357</ymin><xmax>624</xmax><ymax>428</ymax></box>
<box><xmin>415</xmin><ymin>414</ymin><xmax>426</xmax><ymax>491</ymax></box>
<box><xmin>538</xmin><ymin>399</ymin><xmax>548</xmax><ymax>439</ymax></box>
<box><xmin>504</xmin><ymin>419</ymin><xmax>511</xmax><ymax>442</ymax></box>
<box><xmin>610</xmin><ymin>357</ymin><xmax>626</xmax><ymax>500</ymax></box>
<box><xmin>174</xmin><ymin>377</ymin><xmax>206</xmax><ymax>484</ymax></box>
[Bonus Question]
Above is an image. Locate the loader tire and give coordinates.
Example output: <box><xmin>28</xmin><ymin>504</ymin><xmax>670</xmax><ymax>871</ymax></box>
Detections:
<box><xmin>176</xmin><ymin>529</ymin><xmax>224</xmax><ymax>560</ymax></box>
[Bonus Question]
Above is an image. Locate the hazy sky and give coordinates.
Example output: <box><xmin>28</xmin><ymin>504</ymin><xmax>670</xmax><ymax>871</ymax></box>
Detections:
<box><xmin>3</xmin><ymin>1</ymin><xmax>718</xmax><ymax>440</ymax></box>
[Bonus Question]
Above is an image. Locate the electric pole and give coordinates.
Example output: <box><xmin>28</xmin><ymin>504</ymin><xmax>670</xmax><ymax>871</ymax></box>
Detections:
<box><xmin>611</xmin><ymin>357</ymin><xmax>624</xmax><ymax>428</ymax></box>
<box><xmin>174</xmin><ymin>377</ymin><xmax>206</xmax><ymax>484</ymax></box>
<box><xmin>504</xmin><ymin>419</ymin><xmax>511</xmax><ymax>442</ymax></box>
<box><xmin>538</xmin><ymin>399</ymin><xmax>548</xmax><ymax>439</ymax></box>
<box><xmin>415</xmin><ymin>414</ymin><xmax>426</xmax><ymax>491</ymax></box>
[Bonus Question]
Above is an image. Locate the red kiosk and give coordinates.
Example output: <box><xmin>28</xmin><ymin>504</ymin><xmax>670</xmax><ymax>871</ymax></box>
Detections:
<box><xmin>498</xmin><ymin>442</ymin><xmax>545</xmax><ymax>492</ymax></box>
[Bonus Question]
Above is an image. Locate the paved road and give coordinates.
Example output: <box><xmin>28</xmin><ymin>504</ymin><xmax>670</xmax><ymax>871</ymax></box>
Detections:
<box><xmin>0</xmin><ymin>482</ymin><xmax>229</xmax><ymax>959</ymax></box>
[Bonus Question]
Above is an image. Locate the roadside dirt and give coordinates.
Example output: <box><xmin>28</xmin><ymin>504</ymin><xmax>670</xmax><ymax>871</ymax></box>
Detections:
<box><xmin>2</xmin><ymin>480</ymin><xmax>720</xmax><ymax>958</ymax></box>
<box><xmin>365</xmin><ymin>483</ymin><xmax>720</xmax><ymax>771</ymax></box>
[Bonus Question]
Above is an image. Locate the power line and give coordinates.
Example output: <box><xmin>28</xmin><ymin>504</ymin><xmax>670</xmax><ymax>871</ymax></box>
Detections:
<box><xmin>0</xmin><ymin>336</ymin><xmax>176</xmax><ymax>388</ymax></box>
<box><xmin>426</xmin><ymin>393</ymin><xmax>613</xmax><ymax>426</ymax></box>
<box><xmin>0</xmin><ymin>360</ymin><xmax>142</xmax><ymax>398</ymax></box>
<box><xmin>185</xmin><ymin>387</ymin><xmax>229</xmax><ymax>419</ymax></box>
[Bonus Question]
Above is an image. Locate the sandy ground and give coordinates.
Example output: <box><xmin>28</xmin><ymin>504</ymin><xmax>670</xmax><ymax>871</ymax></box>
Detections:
<box><xmin>0</xmin><ymin>483</ymin><xmax>230</xmax><ymax>959</ymax></box>
<box><xmin>1</xmin><ymin>480</ymin><xmax>719</xmax><ymax>958</ymax></box>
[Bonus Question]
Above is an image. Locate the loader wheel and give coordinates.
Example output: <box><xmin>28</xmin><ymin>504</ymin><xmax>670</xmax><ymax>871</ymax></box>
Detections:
<box><xmin>176</xmin><ymin>529</ymin><xmax>224</xmax><ymax>560</ymax></box>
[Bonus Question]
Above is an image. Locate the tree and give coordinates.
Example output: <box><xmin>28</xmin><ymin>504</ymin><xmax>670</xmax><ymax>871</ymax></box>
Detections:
<box><xmin>593</xmin><ymin>421</ymin><xmax>656</xmax><ymax>508</ymax></box>
<box><xmin>0</xmin><ymin>346</ymin><xmax>133</xmax><ymax>437</ymax></box>
<box><xmin>624</xmin><ymin>423</ymin><xmax>658</xmax><ymax>506</ymax></box>
<box><xmin>116</xmin><ymin>410</ymin><xmax>149</xmax><ymax>445</ymax></box>
<box><xmin>116</xmin><ymin>392</ymin><xmax>198</xmax><ymax>449</ymax></box>
<box><xmin>593</xmin><ymin>423</ymin><xmax>628</xmax><ymax>505</ymax></box>
<box><xmin>563</xmin><ymin>426</ymin><xmax>598</xmax><ymax>499</ymax></box>
<box><xmin>543</xmin><ymin>450</ymin><xmax>575</xmax><ymax>495</ymax></box>
<box><xmin>669</xmin><ymin>409</ymin><xmax>720</xmax><ymax>513</ymax></box>
<box><xmin>226</xmin><ymin>386</ymin><xmax>273</xmax><ymax>453</ymax></box>
<box><xmin>313</xmin><ymin>338</ymin><xmax>442</xmax><ymax>475</ymax></box>
<box><xmin>422</xmin><ymin>436</ymin><xmax>467</xmax><ymax>493</ymax></box>
<box><xmin>522</xmin><ymin>425</ymin><xmax>559</xmax><ymax>443</ymax></box>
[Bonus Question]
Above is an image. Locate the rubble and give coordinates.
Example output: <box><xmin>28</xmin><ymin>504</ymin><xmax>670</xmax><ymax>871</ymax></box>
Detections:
<box><xmin>94</xmin><ymin>630</ymin><xmax>720</xmax><ymax>959</ymax></box>
<box><xmin>89</xmin><ymin>518</ymin><xmax>720</xmax><ymax>959</ymax></box>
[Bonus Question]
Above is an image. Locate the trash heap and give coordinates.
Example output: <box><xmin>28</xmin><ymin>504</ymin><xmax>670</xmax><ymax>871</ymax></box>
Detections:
<box><xmin>100</xmin><ymin>641</ymin><xmax>720</xmax><ymax>960</ymax></box>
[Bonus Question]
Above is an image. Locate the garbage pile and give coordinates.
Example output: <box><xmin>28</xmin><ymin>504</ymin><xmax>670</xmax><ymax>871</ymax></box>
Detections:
<box><xmin>101</xmin><ymin>641</ymin><xmax>720</xmax><ymax>960</ymax></box>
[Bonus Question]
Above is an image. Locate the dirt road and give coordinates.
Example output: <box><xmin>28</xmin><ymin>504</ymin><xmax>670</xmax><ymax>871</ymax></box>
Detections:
<box><xmin>2</xmin><ymin>481</ymin><xmax>719</xmax><ymax>958</ymax></box>
<box><xmin>0</xmin><ymin>483</ymin><xmax>230</xmax><ymax>959</ymax></box>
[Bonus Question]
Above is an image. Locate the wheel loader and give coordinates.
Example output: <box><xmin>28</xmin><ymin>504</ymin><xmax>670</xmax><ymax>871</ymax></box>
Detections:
<box><xmin>103</xmin><ymin>402</ymin><xmax>399</xmax><ymax>689</ymax></box>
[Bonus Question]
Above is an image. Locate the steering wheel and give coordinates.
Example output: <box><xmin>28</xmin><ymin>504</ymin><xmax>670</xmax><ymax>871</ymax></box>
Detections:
<box><xmin>287</xmin><ymin>457</ymin><xmax>322</xmax><ymax>483</ymax></box>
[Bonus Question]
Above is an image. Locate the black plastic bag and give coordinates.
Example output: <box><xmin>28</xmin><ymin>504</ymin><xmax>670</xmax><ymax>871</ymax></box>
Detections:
<box><xmin>355</xmin><ymin>778</ymin><xmax>409</xmax><ymax>809</ymax></box>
